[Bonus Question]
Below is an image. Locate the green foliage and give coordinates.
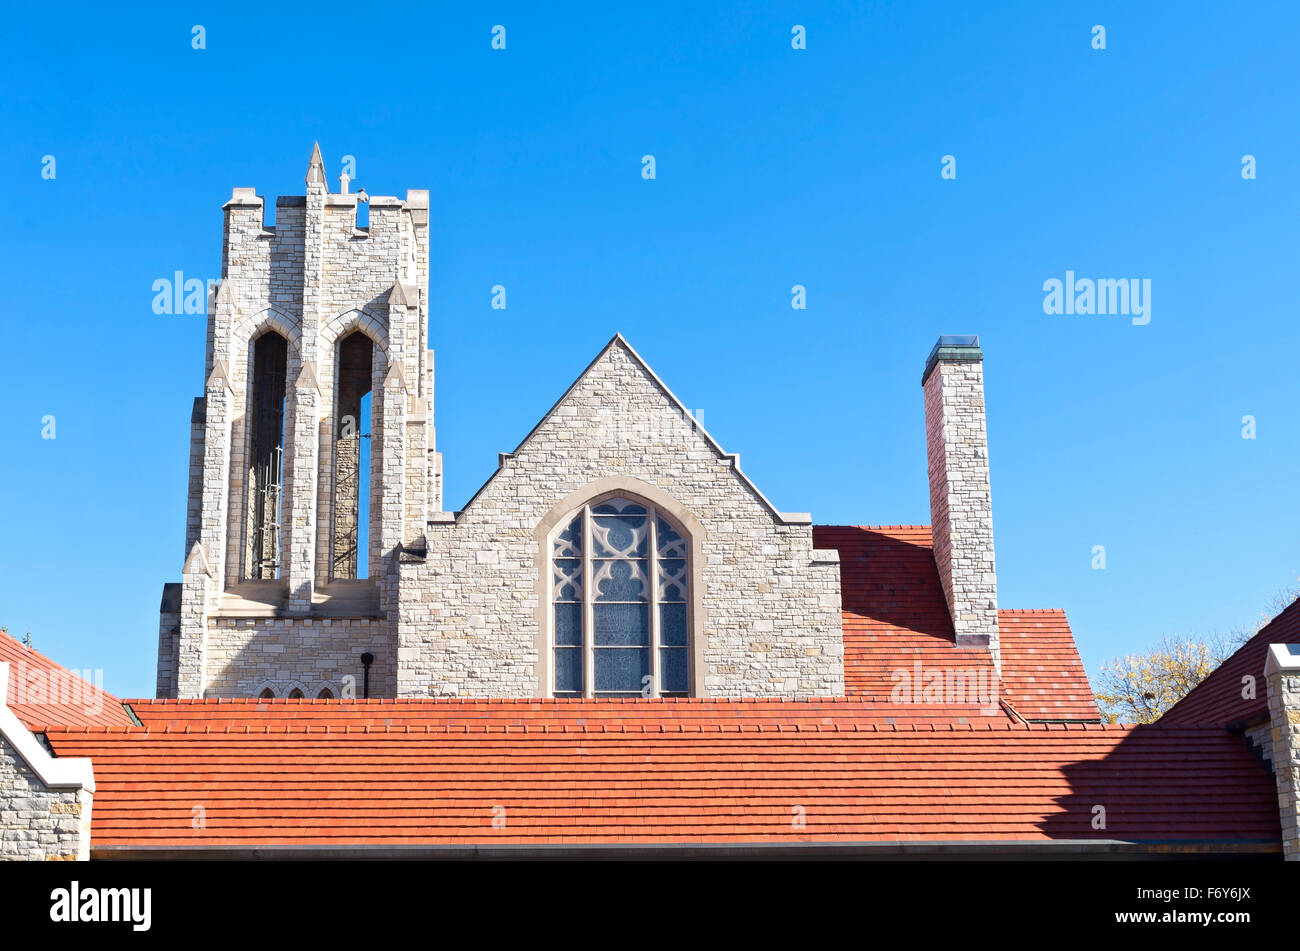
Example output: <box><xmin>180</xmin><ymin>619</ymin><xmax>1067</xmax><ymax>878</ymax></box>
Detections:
<box><xmin>1095</xmin><ymin>635</ymin><xmax>1236</xmax><ymax>724</ymax></box>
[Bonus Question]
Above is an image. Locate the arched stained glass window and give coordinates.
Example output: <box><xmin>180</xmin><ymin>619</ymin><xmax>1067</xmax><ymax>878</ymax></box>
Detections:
<box><xmin>551</xmin><ymin>497</ymin><xmax>690</xmax><ymax>698</ymax></box>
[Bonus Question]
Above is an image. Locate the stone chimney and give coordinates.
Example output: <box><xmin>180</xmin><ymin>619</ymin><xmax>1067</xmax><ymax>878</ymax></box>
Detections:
<box><xmin>921</xmin><ymin>335</ymin><xmax>1000</xmax><ymax>669</ymax></box>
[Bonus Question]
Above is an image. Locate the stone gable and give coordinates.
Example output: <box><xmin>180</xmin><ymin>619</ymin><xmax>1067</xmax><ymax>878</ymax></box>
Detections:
<box><xmin>397</xmin><ymin>336</ymin><xmax>844</xmax><ymax>698</ymax></box>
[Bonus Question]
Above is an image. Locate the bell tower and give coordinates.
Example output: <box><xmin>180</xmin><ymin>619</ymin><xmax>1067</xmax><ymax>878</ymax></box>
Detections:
<box><xmin>156</xmin><ymin>145</ymin><xmax>440</xmax><ymax>699</ymax></box>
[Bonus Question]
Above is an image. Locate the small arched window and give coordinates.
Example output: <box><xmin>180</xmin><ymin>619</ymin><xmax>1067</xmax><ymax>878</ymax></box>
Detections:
<box><xmin>288</xmin><ymin>687</ymin><xmax>304</xmax><ymax>699</ymax></box>
<box><xmin>317</xmin><ymin>687</ymin><xmax>334</xmax><ymax>699</ymax></box>
<box><xmin>551</xmin><ymin>497</ymin><xmax>690</xmax><ymax>698</ymax></box>
<box><xmin>258</xmin><ymin>687</ymin><xmax>275</xmax><ymax>699</ymax></box>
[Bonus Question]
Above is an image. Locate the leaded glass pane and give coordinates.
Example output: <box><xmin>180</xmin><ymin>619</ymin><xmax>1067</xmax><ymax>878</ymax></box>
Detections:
<box><xmin>660</xmin><ymin>647</ymin><xmax>688</xmax><ymax>694</ymax></box>
<box><xmin>593</xmin><ymin>603</ymin><xmax>649</xmax><ymax>646</ymax></box>
<box><xmin>554</xmin><ymin>602</ymin><xmax>582</xmax><ymax>646</ymax></box>
<box><xmin>656</xmin><ymin>516</ymin><xmax>686</xmax><ymax>558</ymax></box>
<box><xmin>593</xmin><ymin>558</ymin><xmax>648</xmax><ymax>602</ymax></box>
<box><xmin>592</xmin><ymin>514</ymin><xmax>649</xmax><ymax>558</ymax></box>
<box><xmin>657</xmin><ymin>557</ymin><xmax>687</xmax><ymax>602</ymax></box>
<box><xmin>553</xmin><ymin>514</ymin><xmax>583</xmax><ymax>558</ymax></box>
<box><xmin>594</xmin><ymin>647</ymin><xmax>649</xmax><ymax>692</ymax></box>
<box><xmin>660</xmin><ymin>603</ymin><xmax>688</xmax><ymax>646</ymax></box>
<box><xmin>554</xmin><ymin>646</ymin><xmax>582</xmax><ymax>693</ymax></box>
<box><xmin>552</xmin><ymin>513</ymin><xmax>584</xmax><ymax>600</ymax></box>
<box><xmin>591</xmin><ymin>499</ymin><xmax>647</xmax><ymax>517</ymax></box>
<box><xmin>553</xmin><ymin>559</ymin><xmax>582</xmax><ymax>601</ymax></box>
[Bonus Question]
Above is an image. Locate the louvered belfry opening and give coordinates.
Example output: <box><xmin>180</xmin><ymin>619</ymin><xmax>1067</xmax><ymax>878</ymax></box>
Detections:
<box><xmin>332</xmin><ymin>331</ymin><xmax>373</xmax><ymax>579</ymax></box>
<box><xmin>246</xmin><ymin>332</ymin><xmax>288</xmax><ymax>579</ymax></box>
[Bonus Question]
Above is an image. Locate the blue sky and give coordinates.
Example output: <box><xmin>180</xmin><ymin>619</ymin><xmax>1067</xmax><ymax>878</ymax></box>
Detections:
<box><xmin>1</xmin><ymin>1</ymin><xmax>1297</xmax><ymax>698</ymax></box>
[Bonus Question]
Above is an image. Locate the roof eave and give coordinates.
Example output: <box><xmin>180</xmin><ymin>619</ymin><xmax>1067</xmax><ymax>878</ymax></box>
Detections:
<box><xmin>90</xmin><ymin>838</ymin><xmax>1282</xmax><ymax>861</ymax></box>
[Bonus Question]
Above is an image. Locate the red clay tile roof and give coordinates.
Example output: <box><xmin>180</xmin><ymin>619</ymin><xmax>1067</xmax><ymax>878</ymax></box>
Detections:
<box><xmin>128</xmin><ymin>697</ymin><xmax>1015</xmax><ymax>728</ymax></box>
<box><xmin>813</xmin><ymin>526</ymin><xmax>1099</xmax><ymax>721</ymax></box>
<box><xmin>0</xmin><ymin>630</ymin><xmax>134</xmax><ymax>730</ymax></box>
<box><xmin>45</xmin><ymin>718</ymin><xmax>1278</xmax><ymax>850</ymax></box>
<box><xmin>1160</xmin><ymin>597</ymin><xmax>1300</xmax><ymax>727</ymax></box>
<box><xmin>999</xmin><ymin>610</ymin><xmax>1100</xmax><ymax>721</ymax></box>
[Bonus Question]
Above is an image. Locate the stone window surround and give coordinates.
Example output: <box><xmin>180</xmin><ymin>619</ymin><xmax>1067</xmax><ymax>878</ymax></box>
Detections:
<box><xmin>244</xmin><ymin>329</ymin><xmax>291</xmax><ymax>580</ymax></box>
<box><xmin>223</xmin><ymin>306</ymin><xmax>394</xmax><ymax>594</ymax></box>
<box><xmin>319</xmin><ymin>310</ymin><xmax>392</xmax><ymax>588</ymax></box>
<box><xmin>533</xmin><ymin>477</ymin><xmax>707</xmax><ymax>699</ymax></box>
<box><xmin>228</xmin><ymin>306</ymin><xmax>303</xmax><ymax>590</ymax></box>
<box><xmin>550</xmin><ymin>497</ymin><xmax>689</xmax><ymax>697</ymax></box>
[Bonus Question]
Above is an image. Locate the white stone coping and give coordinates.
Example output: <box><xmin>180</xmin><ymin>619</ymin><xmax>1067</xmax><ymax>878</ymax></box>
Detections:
<box><xmin>1265</xmin><ymin>643</ymin><xmax>1300</xmax><ymax>675</ymax></box>
<box><xmin>0</xmin><ymin>662</ymin><xmax>95</xmax><ymax>792</ymax></box>
<box><xmin>224</xmin><ymin>187</ymin><xmax>428</xmax><ymax>214</ymax></box>
<box><xmin>223</xmin><ymin>187</ymin><xmax>263</xmax><ymax>208</ymax></box>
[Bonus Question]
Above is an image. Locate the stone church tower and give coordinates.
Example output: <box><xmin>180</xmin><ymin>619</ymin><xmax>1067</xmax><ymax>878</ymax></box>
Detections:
<box><xmin>157</xmin><ymin>145</ymin><xmax>439</xmax><ymax>699</ymax></box>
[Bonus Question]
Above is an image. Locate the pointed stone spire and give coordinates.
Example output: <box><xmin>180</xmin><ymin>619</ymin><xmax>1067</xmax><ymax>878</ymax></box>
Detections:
<box><xmin>384</xmin><ymin>360</ymin><xmax>408</xmax><ymax>391</ymax></box>
<box><xmin>389</xmin><ymin>280</ymin><xmax>413</xmax><ymax>308</ymax></box>
<box><xmin>306</xmin><ymin>142</ymin><xmax>327</xmax><ymax>186</ymax></box>
<box><xmin>296</xmin><ymin>361</ymin><xmax>321</xmax><ymax>393</ymax></box>
<box><xmin>213</xmin><ymin>280</ymin><xmax>233</xmax><ymax>309</ymax></box>
<box><xmin>206</xmin><ymin>359</ymin><xmax>233</xmax><ymax>394</ymax></box>
<box><xmin>183</xmin><ymin>541</ymin><xmax>214</xmax><ymax>578</ymax></box>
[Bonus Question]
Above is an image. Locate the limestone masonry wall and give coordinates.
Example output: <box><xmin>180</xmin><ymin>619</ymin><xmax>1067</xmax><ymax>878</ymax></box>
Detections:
<box><xmin>0</xmin><ymin>736</ymin><xmax>88</xmax><ymax>862</ymax></box>
<box><xmin>203</xmin><ymin>617</ymin><xmax>396</xmax><ymax>698</ymax></box>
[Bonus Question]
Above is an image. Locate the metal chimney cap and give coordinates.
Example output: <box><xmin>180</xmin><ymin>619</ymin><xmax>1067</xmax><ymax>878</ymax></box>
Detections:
<box><xmin>922</xmin><ymin>335</ymin><xmax>983</xmax><ymax>385</ymax></box>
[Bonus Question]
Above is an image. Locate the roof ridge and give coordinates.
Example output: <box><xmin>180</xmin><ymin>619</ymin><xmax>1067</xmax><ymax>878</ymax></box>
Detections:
<box><xmin>39</xmin><ymin>720</ymin><xmax>1174</xmax><ymax>739</ymax></box>
<box><xmin>812</xmin><ymin>524</ymin><xmax>931</xmax><ymax>531</ymax></box>
<box><xmin>121</xmin><ymin>695</ymin><xmax>1007</xmax><ymax>708</ymax></box>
